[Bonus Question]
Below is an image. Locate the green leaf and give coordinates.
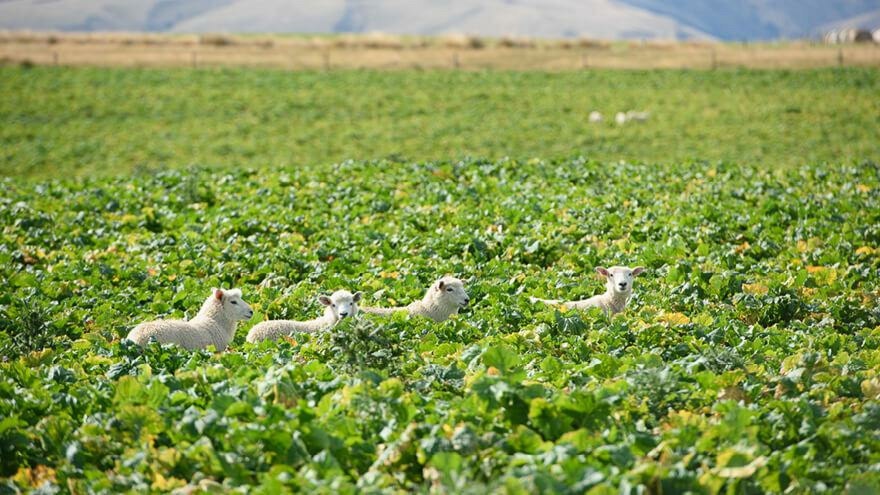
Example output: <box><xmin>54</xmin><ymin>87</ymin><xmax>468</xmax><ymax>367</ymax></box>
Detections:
<box><xmin>482</xmin><ymin>345</ymin><xmax>521</xmax><ymax>374</ymax></box>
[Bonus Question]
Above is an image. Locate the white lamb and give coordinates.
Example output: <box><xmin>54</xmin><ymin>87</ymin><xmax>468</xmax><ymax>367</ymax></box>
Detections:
<box><xmin>588</xmin><ymin>111</ymin><xmax>603</xmax><ymax>123</ymax></box>
<box><xmin>361</xmin><ymin>276</ymin><xmax>470</xmax><ymax>322</ymax></box>
<box><xmin>530</xmin><ymin>266</ymin><xmax>645</xmax><ymax>316</ymax></box>
<box><xmin>245</xmin><ymin>290</ymin><xmax>362</xmax><ymax>343</ymax></box>
<box><xmin>126</xmin><ymin>288</ymin><xmax>253</xmax><ymax>351</ymax></box>
<box><xmin>615</xmin><ymin>111</ymin><xmax>650</xmax><ymax>125</ymax></box>
<box><xmin>626</xmin><ymin>110</ymin><xmax>650</xmax><ymax>122</ymax></box>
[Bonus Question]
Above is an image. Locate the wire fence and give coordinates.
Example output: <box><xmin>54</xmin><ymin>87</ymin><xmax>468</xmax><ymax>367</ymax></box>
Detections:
<box><xmin>2</xmin><ymin>34</ymin><xmax>879</xmax><ymax>70</ymax></box>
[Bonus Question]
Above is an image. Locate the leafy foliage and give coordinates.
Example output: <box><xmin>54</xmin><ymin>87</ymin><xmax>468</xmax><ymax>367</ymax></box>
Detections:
<box><xmin>1</xmin><ymin>155</ymin><xmax>878</xmax><ymax>492</ymax></box>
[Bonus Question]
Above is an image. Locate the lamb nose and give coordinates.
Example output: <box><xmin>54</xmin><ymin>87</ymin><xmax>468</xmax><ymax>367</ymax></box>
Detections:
<box><xmin>339</xmin><ymin>312</ymin><xmax>348</xmax><ymax>317</ymax></box>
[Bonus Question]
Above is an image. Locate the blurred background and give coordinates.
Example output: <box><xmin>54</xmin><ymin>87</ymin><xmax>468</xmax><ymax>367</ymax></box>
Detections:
<box><xmin>2</xmin><ymin>0</ymin><xmax>879</xmax><ymax>40</ymax></box>
<box><xmin>1</xmin><ymin>0</ymin><xmax>879</xmax><ymax>72</ymax></box>
<box><xmin>1</xmin><ymin>1</ymin><xmax>879</xmax><ymax>178</ymax></box>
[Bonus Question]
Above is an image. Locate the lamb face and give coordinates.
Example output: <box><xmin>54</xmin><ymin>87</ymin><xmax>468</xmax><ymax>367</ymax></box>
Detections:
<box><xmin>318</xmin><ymin>290</ymin><xmax>363</xmax><ymax>320</ymax></box>
<box><xmin>596</xmin><ymin>266</ymin><xmax>645</xmax><ymax>296</ymax></box>
<box><xmin>436</xmin><ymin>277</ymin><xmax>470</xmax><ymax>309</ymax></box>
<box><xmin>215</xmin><ymin>288</ymin><xmax>254</xmax><ymax>321</ymax></box>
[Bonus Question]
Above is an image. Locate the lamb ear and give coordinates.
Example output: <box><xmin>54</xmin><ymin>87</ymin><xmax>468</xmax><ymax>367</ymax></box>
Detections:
<box><xmin>352</xmin><ymin>291</ymin><xmax>363</xmax><ymax>303</ymax></box>
<box><xmin>632</xmin><ymin>266</ymin><xmax>645</xmax><ymax>276</ymax></box>
<box><xmin>437</xmin><ymin>280</ymin><xmax>445</xmax><ymax>291</ymax></box>
<box><xmin>213</xmin><ymin>288</ymin><xmax>224</xmax><ymax>300</ymax></box>
<box><xmin>318</xmin><ymin>295</ymin><xmax>333</xmax><ymax>306</ymax></box>
<box><xmin>595</xmin><ymin>267</ymin><xmax>611</xmax><ymax>277</ymax></box>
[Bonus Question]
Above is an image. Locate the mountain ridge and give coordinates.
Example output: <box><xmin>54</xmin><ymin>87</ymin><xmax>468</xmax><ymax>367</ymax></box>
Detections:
<box><xmin>0</xmin><ymin>0</ymin><xmax>877</xmax><ymax>40</ymax></box>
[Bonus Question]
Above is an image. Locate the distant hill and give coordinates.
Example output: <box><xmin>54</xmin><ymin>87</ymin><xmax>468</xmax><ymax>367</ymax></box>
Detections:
<box><xmin>618</xmin><ymin>0</ymin><xmax>880</xmax><ymax>39</ymax></box>
<box><xmin>0</xmin><ymin>0</ymin><xmax>877</xmax><ymax>40</ymax></box>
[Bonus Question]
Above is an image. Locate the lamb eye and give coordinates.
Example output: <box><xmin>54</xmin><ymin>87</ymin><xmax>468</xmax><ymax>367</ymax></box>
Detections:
<box><xmin>446</xmin><ymin>288</ymin><xmax>453</xmax><ymax>292</ymax></box>
<box><xmin>230</xmin><ymin>300</ymin><xmax>238</xmax><ymax>305</ymax></box>
<box><xmin>332</xmin><ymin>304</ymin><xmax>336</xmax><ymax>307</ymax></box>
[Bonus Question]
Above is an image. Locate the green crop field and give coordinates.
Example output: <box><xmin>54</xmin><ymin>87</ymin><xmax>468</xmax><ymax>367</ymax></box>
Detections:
<box><xmin>1</xmin><ymin>66</ymin><xmax>879</xmax><ymax>179</ymax></box>
<box><xmin>1</xmin><ymin>65</ymin><xmax>880</xmax><ymax>493</ymax></box>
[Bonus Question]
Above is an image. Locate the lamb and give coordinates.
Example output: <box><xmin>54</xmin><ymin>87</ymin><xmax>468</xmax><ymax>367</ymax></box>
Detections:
<box><xmin>530</xmin><ymin>266</ymin><xmax>645</xmax><ymax>316</ymax></box>
<box><xmin>361</xmin><ymin>276</ymin><xmax>470</xmax><ymax>322</ymax></box>
<box><xmin>588</xmin><ymin>111</ymin><xmax>603</xmax><ymax>123</ymax></box>
<box><xmin>615</xmin><ymin>111</ymin><xmax>650</xmax><ymax>125</ymax></box>
<box><xmin>245</xmin><ymin>290</ymin><xmax>362</xmax><ymax>343</ymax></box>
<box><xmin>626</xmin><ymin>110</ymin><xmax>650</xmax><ymax>122</ymax></box>
<box><xmin>126</xmin><ymin>288</ymin><xmax>253</xmax><ymax>351</ymax></box>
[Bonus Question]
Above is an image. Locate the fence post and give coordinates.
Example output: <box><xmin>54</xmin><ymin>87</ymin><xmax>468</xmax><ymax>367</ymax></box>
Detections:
<box><xmin>53</xmin><ymin>52</ymin><xmax>59</xmax><ymax>66</ymax></box>
<box><xmin>453</xmin><ymin>52</ymin><xmax>460</xmax><ymax>69</ymax></box>
<box><xmin>191</xmin><ymin>51</ymin><xmax>197</xmax><ymax>68</ymax></box>
<box><xmin>838</xmin><ymin>48</ymin><xmax>843</xmax><ymax>67</ymax></box>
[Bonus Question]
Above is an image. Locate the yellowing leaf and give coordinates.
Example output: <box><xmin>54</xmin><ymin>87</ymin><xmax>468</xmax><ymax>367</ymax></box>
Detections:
<box><xmin>801</xmin><ymin>287</ymin><xmax>817</xmax><ymax>298</ymax></box>
<box><xmin>151</xmin><ymin>473</ymin><xmax>185</xmax><ymax>491</ymax></box>
<box><xmin>670</xmin><ymin>409</ymin><xmax>695</xmax><ymax>421</ymax></box>
<box><xmin>806</xmin><ymin>266</ymin><xmax>838</xmax><ymax>284</ymax></box>
<box><xmin>857</xmin><ymin>184</ymin><xmax>871</xmax><ymax>193</ymax></box>
<box><xmin>855</xmin><ymin>246</ymin><xmax>875</xmax><ymax>256</ymax></box>
<box><xmin>156</xmin><ymin>447</ymin><xmax>181</xmax><ymax>467</ymax></box>
<box><xmin>486</xmin><ymin>366</ymin><xmax>500</xmax><ymax>376</ymax></box>
<box><xmin>659</xmin><ymin>312</ymin><xmax>690</xmax><ymax>325</ymax></box>
<box><xmin>13</xmin><ymin>465</ymin><xmax>57</xmax><ymax>487</ymax></box>
<box><xmin>742</xmin><ymin>283</ymin><xmax>769</xmax><ymax>296</ymax></box>
<box><xmin>862</xmin><ymin>377</ymin><xmax>880</xmax><ymax>399</ymax></box>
